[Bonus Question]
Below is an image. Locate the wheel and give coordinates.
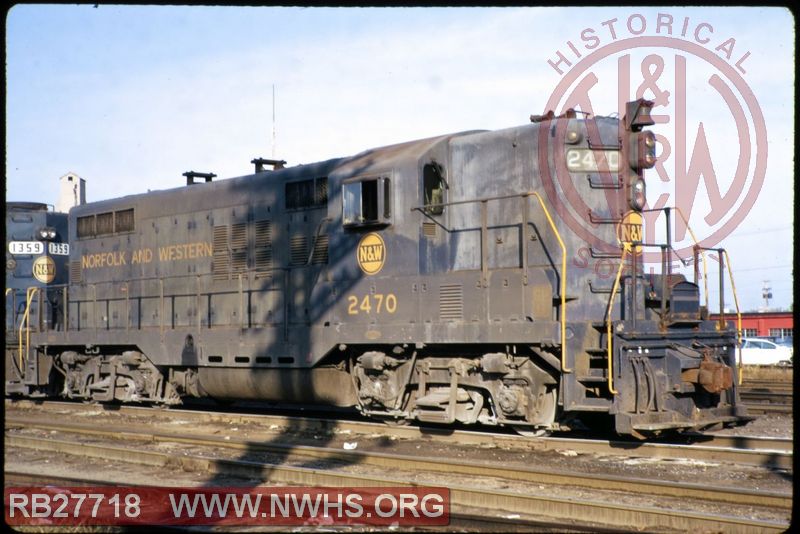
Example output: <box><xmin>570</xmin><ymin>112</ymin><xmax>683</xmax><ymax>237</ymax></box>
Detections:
<box><xmin>511</xmin><ymin>388</ymin><xmax>558</xmax><ymax>437</ymax></box>
<box><xmin>512</xmin><ymin>426</ymin><xmax>550</xmax><ymax>437</ymax></box>
<box><xmin>381</xmin><ymin>418</ymin><xmax>410</xmax><ymax>427</ymax></box>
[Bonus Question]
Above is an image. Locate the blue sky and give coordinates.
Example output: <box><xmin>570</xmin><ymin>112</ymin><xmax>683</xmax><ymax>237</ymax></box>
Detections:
<box><xmin>5</xmin><ymin>6</ymin><xmax>794</xmax><ymax>312</ymax></box>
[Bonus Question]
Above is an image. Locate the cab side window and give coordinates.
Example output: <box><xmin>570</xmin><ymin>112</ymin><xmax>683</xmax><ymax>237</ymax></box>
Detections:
<box><xmin>423</xmin><ymin>162</ymin><xmax>446</xmax><ymax>215</ymax></box>
<box><xmin>343</xmin><ymin>175</ymin><xmax>392</xmax><ymax>228</ymax></box>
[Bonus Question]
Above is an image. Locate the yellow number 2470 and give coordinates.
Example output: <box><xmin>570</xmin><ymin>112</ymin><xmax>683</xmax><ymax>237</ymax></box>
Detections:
<box><xmin>347</xmin><ymin>293</ymin><xmax>397</xmax><ymax>315</ymax></box>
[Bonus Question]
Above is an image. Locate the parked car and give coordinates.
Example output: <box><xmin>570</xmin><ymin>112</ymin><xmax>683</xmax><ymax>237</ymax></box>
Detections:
<box><xmin>773</xmin><ymin>337</ymin><xmax>794</xmax><ymax>351</ymax></box>
<box><xmin>739</xmin><ymin>338</ymin><xmax>793</xmax><ymax>366</ymax></box>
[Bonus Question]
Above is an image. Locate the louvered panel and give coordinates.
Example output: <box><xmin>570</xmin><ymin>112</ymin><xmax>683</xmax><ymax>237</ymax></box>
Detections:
<box><xmin>230</xmin><ymin>223</ymin><xmax>247</xmax><ymax>274</ymax></box>
<box><xmin>423</xmin><ymin>221</ymin><xmax>437</xmax><ymax>238</ymax></box>
<box><xmin>254</xmin><ymin>220</ymin><xmax>272</xmax><ymax>277</ymax></box>
<box><xmin>230</xmin><ymin>223</ymin><xmax>247</xmax><ymax>250</ymax></box>
<box><xmin>212</xmin><ymin>225</ymin><xmax>229</xmax><ymax>280</ymax></box>
<box><xmin>311</xmin><ymin>234</ymin><xmax>329</xmax><ymax>265</ymax></box>
<box><xmin>70</xmin><ymin>261</ymin><xmax>82</xmax><ymax>284</ymax></box>
<box><xmin>231</xmin><ymin>251</ymin><xmax>247</xmax><ymax>274</ymax></box>
<box><xmin>255</xmin><ymin>220</ymin><xmax>272</xmax><ymax>246</ymax></box>
<box><xmin>439</xmin><ymin>284</ymin><xmax>463</xmax><ymax>321</ymax></box>
<box><xmin>290</xmin><ymin>234</ymin><xmax>308</xmax><ymax>266</ymax></box>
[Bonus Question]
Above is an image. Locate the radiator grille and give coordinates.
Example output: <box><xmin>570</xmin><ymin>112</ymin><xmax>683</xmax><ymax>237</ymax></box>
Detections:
<box><xmin>290</xmin><ymin>234</ymin><xmax>308</xmax><ymax>266</ymax></box>
<box><xmin>311</xmin><ymin>234</ymin><xmax>329</xmax><ymax>265</ymax></box>
<box><xmin>439</xmin><ymin>284</ymin><xmax>463</xmax><ymax>320</ymax></box>
<box><xmin>70</xmin><ymin>261</ymin><xmax>82</xmax><ymax>284</ymax></box>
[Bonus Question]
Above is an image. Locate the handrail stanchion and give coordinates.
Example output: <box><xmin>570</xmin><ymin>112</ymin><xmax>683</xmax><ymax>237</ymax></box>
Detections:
<box><xmin>63</xmin><ymin>286</ymin><xmax>69</xmax><ymax>332</ymax></box>
<box><xmin>18</xmin><ymin>287</ymin><xmax>40</xmax><ymax>373</ymax></box>
<box><xmin>721</xmin><ymin>250</ymin><xmax>743</xmax><ymax>385</ymax></box>
<box><xmin>529</xmin><ymin>193</ymin><xmax>569</xmax><ymax>373</ymax></box>
<box><xmin>717</xmin><ymin>249</ymin><xmax>726</xmax><ymax>330</ymax></box>
<box><xmin>659</xmin><ymin>245</ymin><xmax>668</xmax><ymax>322</ymax></box>
<box><xmin>605</xmin><ymin>245</ymin><xmax>630</xmax><ymax>396</ymax></box>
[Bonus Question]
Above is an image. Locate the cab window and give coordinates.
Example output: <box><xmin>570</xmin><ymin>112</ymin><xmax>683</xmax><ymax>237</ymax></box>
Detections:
<box><xmin>423</xmin><ymin>162</ymin><xmax>446</xmax><ymax>215</ymax></box>
<box><xmin>343</xmin><ymin>176</ymin><xmax>392</xmax><ymax>228</ymax></box>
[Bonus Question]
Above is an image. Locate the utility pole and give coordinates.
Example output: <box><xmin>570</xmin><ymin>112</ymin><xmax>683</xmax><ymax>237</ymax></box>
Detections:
<box><xmin>761</xmin><ymin>280</ymin><xmax>772</xmax><ymax>309</ymax></box>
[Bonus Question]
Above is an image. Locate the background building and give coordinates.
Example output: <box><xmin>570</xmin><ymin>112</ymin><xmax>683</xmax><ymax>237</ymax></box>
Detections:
<box><xmin>711</xmin><ymin>311</ymin><xmax>794</xmax><ymax>340</ymax></box>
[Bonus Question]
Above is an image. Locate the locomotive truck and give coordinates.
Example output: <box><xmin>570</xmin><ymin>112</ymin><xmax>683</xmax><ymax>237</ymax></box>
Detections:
<box><xmin>5</xmin><ymin>99</ymin><xmax>748</xmax><ymax>438</ymax></box>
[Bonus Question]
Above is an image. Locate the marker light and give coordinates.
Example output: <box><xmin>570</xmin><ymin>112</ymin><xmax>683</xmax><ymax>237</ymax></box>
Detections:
<box><xmin>631</xmin><ymin>179</ymin><xmax>646</xmax><ymax>210</ymax></box>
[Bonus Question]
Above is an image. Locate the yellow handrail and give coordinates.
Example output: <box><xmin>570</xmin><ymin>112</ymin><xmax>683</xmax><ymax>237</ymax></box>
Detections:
<box><xmin>605</xmin><ymin>244</ymin><xmax>630</xmax><ymax>395</ymax></box>
<box><xmin>17</xmin><ymin>287</ymin><xmax>40</xmax><ymax>372</ymax></box>
<box><xmin>528</xmin><ymin>192</ymin><xmax>570</xmax><ymax>373</ymax></box>
<box><xmin>721</xmin><ymin>250</ymin><xmax>743</xmax><ymax>385</ymax></box>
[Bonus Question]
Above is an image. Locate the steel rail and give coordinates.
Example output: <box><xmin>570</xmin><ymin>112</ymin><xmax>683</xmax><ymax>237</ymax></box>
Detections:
<box><xmin>740</xmin><ymin>391</ymin><xmax>794</xmax><ymax>402</ymax></box>
<box><xmin>744</xmin><ymin>404</ymin><xmax>793</xmax><ymax>415</ymax></box>
<box><xmin>6</xmin><ymin>400</ymin><xmax>792</xmax><ymax>468</ymax></box>
<box><xmin>6</xmin><ymin>417</ymin><xmax>792</xmax><ymax>510</ymax></box>
<box><xmin>5</xmin><ymin>434</ymin><xmax>789</xmax><ymax>533</ymax></box>
<box><xmin>742</xmin><ymin>377</ymin><xmax>793</xmax><ymax>387</ymax></box>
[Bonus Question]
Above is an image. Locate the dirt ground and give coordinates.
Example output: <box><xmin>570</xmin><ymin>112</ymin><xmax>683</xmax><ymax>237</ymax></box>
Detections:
<box><xmin>4</xmin><ymin>402</ymin><xmax>793</xmax><ymax>531</ymax></box>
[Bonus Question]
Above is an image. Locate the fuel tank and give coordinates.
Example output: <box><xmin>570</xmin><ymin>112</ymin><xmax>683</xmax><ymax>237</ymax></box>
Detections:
<box><xmin>197</xmin><ymin>367</ymin><xmax>358</xmax><ymax>406</ymax></box>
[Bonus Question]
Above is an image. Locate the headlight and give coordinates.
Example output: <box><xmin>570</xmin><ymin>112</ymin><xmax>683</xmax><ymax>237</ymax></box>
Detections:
<box><xmin>565</xmin><ymin>128</ymin><xmax>582</xmax><ymax>144</ymax></box>
<box><xmin>37</xmin><ymin>227</ymin><xmax>57</xmax><ymax>240</ymax></box>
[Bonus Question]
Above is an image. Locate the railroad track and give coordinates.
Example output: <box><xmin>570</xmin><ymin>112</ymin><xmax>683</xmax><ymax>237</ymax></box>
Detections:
<box><xmin>6</xmin><ymin>399</ymin><xmax>793</xmax><ymax>468</ymax></box>
<box><xmin>740</xmin><ymin>386</ymin><xmax>793</xmax><ymax>414</ymax></box>
<box><xmin>4</xmin><ymin>417</ymin><xmax>791</xmax><ymax>533</ymax></box>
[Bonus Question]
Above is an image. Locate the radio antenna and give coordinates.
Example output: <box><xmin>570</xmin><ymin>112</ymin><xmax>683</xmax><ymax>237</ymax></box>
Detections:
<box><xmin>271</xmin><ymin>84</ymin><xmax>276</xmax><ymax>159</ymax></box>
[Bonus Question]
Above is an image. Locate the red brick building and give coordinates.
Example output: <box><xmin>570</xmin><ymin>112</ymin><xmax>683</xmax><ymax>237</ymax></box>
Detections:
<box><xmin>710</xmin><ymin>311</ymin><xmax>793</xmax><ymax>339</ymax></box>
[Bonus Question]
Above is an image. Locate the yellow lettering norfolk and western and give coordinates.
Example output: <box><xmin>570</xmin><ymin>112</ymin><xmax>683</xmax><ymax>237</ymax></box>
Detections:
<box><xmin>81</xmin><ymin>251</ymin><xmax>127</xmax><ymax>269</ymax></box>
<box><xmin>158</xmin><ymin>241</ymin><xmax>213</xmax><ymax>262</ymax></box>
<box><xmin>131</xmin><ymin>248</ymin><xmax>153</xmax><ymax>264</ymax></box>
<box><xmin>81</xmin><ymin>242</ymin><xmax>211</xmax><ymax>270</ymax></box>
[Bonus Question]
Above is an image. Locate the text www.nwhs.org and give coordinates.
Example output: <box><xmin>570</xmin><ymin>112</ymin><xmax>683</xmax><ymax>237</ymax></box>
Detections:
<box><xmin>5</xmin><ymin>487</ymin><xmax>450</xmax><ymax>526</ymax></box>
